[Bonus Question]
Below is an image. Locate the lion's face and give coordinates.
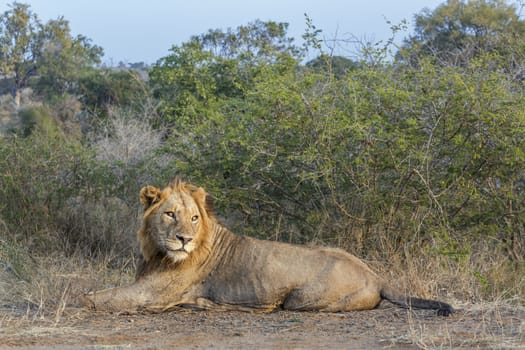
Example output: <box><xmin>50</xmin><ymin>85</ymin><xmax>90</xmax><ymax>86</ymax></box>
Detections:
<box><xmin>138</xmin><ymin>179</ymin><xmax>213</xmax><ymax>264</ymax></box>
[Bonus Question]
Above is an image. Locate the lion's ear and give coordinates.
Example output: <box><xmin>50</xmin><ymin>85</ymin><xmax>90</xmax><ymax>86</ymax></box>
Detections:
<box><xmin>191</xmin><ymin>187</ymin><xmax>214</xmax><ymax>214</ymax></box>
<box><xmin>140</xmin><ymin>185</ymin><xmax>161</xmax><ymax>210</ymax></box>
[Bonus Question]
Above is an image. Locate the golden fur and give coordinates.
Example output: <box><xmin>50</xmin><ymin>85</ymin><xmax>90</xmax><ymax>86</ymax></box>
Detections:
<box><xmin>81</xmin><ymin>178</ymin><xmax>454</xmax><ymax>316</ymax></box>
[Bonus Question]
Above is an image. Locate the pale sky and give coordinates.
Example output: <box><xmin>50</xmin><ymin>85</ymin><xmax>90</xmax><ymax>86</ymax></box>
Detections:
<box><xmin>0</xmin><ymin>0</ymin><xmax>445</xmax><ymax>64</ymax></box>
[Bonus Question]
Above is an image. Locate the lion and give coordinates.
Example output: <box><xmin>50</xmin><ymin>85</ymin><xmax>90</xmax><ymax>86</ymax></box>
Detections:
<box><xmin>81</xmin><ymin>178</ymin><xmax>454</xmax><ymax>316</ymax></box>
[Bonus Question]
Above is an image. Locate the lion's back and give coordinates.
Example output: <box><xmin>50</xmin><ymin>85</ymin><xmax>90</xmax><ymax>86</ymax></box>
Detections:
<box><xmin>199</xmin><ymin>234</ymin><xmax>380</xmax><ymax>306</ymax></box>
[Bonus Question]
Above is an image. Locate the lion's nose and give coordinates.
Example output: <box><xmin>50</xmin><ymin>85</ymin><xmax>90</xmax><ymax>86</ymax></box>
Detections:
<box><xmin>176</xmin><ymin>234</ymin><xmax>193</xmax><ymax>245</ymax></box>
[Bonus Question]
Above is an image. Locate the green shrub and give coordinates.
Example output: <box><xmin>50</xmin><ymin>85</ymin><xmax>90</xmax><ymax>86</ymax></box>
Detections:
<box><xmin>0</xmin><ymin>126</ymin><xmax>127</xmax><ymax>258</ymax></box>
<box><xmin>150</xmin><ymin>26</ymin><xmax>525</xmax><ymax>266</ymax></box>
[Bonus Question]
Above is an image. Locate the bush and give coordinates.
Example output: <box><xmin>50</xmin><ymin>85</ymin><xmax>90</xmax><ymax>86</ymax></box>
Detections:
<box><xmin>0</xmin><ymin>124</ymin><xmax>128</xmax><ymax>258</ymax></box>
<box><xmin>0</xmin><ymin>104</ymin><xmax>173</xmax><ymax>263</ymax></box>
<box><xmin>0</xmin><ymin>110</ymin><xmax>158</xmax><ymax>309</ymax></box>
<box><xmin>149</xmin><ymin>24</ymin><xmax>525</xmax><ymax>302</ymax></box>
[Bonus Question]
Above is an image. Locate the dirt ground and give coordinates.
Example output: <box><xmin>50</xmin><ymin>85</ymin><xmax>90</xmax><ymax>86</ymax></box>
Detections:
<box><xmin>0</xmin><ymin>301</ymin><xmax>523</xmax><ymax>350</ymax></box>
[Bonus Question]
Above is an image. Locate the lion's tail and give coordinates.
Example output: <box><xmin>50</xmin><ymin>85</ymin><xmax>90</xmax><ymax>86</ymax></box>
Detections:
<box><xmin>380</xmin><ymin>285</ymin><xmax>455</xmax><ymax>316</ymax></box>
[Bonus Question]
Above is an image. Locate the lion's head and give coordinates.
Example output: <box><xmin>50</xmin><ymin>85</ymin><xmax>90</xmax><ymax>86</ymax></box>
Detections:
<box><xmin>137</xmin><ymin>178</ymin><xmax>214</xmax><ymax>265</ymax></box>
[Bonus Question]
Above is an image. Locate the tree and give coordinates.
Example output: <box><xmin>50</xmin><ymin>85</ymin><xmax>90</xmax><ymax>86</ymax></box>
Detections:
<box><xmin>0</xmin><ymin>2</ymin><xmax>39</xmax><ymax>106</ymax></box>
<box><xmin>0</xmin><ymin>2</ymin><xmax>103</xmax><ymax>106</ymax></box>
<box><xmin>33</xmin><ymin>17</ymin><xmax>103</xmax><ymax>98</ymax></box>
<box><xmin>149</xmin><ymin>20</ymin><xmax>299</xmax><ymax>124</ymax></box>
<box><xmin>400</xmin><ymin>0</ymin><xmax>525</xmax><ymax>66</ymax></box>
<box><xmin>77</xmin><ymin>68</ymin><xmax>150</xmax><ymax>121</ymax></box>
<box><xmin>305</xmin><ymin>54</ymin><xmax>360</xmax><ymax>78</ymax></box>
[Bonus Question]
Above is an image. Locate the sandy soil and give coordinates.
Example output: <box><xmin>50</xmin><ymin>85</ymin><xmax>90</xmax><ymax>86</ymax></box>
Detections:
<box><xmin>0</xmin><ymin>302</ymin><xmax>523</xmax><ymax>349</ymax></box>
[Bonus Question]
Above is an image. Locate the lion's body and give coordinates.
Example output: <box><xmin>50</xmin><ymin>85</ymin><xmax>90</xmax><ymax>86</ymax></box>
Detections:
<box><xmin>82</xmin><ymin>179</ymin><xmax>454</xmax><ymax>316</ymax></box>
<box><xmin>179</xmin><ymin>230</ymin><xmax>384</xmax><ymax>312</ymax></box>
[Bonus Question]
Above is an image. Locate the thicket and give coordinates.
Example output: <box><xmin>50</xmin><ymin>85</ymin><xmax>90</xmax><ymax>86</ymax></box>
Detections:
<box><xmin>0</xmin><ymin>1</ymin><xmax>524</xmax><ymax>309</ymax></box>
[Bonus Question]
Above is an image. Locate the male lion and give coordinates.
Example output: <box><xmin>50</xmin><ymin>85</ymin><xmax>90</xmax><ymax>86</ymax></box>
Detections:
<box><xmin>82</xmin><ymin>178</ymin><xmax>454</xmax><ymax>316</ymax></box>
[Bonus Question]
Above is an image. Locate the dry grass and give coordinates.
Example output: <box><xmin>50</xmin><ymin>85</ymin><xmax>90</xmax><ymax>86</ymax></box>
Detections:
<box><xmin>366</xmin><ymin>240</ymin><xmax>525</xmax><ymax>307</ymax></box>
<box><xmin>398</xmin><ymin>300</ymin><xmax>525</xmax><ymax>349</ymax></box>
<box><xmin>0</xmin><ymin>250</ymin><xmax>135</xmax><ymax>323</ymax></box>
<box><xmin>0</xmin><ymin>188</ymin><xmax>523</xmax><ymax>350</ymax></box>
<box><xmin>1</xmin><ymin>213</ymin><xmax>523</xmax><ymax>320</ymax></box>
<box><xmin>0</xmin><ymin>238</ymin><xmax>523</xmax><ymax>349</ymax></box>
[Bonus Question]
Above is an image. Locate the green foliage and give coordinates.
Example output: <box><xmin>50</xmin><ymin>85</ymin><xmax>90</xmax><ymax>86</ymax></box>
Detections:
<box><xmin>0</xmin><ymin>128</ymin><xmax>127</xmax><ymax>257</ymax></box>
<box><xmin>149</xmin><ymin>20</ymin><xmax>299</xmax><ymax>125</ymax></box>
<box><xmin>77</xmin><ymin>68</ymin><xmax>149</xmax><ymax>120</ymax></box>
<box><xmin>0</xmin><ymin>2</ymin><xmax>39</xmax><ymax>97</ymax></box>
<box><xmin>0</xmin><ymin>2</ymin><xmax>103</xmax><ymax>102</ymax></box>
<box><xmin>0</xmin><ymin>129</ymin><xmax>82</xmax><ymax>233</ymax></box>
<box><xmin>33</xmin><ymin>17</ymin><xmax>103</xmax><ymax>98</ymax></box>
<box><xmin>16</xmin><ymin>105</ymin><xmax>69</xmax><ymax>138</ymax></box>
<box><xmin>149</xmin><ymin>19</ymin><xmax>525</xmax><ymax>264</ymax></box>
<box><xmin>305</xmin><ymin>54</ymin><xmax>360</xmax><ymax>78</ymax></box>
<box><xmin>401</xmin><ymin>0</ymin><xmax>525</xmax><ymax>66</ymax></box>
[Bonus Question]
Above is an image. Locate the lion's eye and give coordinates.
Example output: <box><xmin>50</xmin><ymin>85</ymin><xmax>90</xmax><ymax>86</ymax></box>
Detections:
<box><xmin>191</xmin><ymin>215</ymin><xmax>199</xmax><ymax>223</ymax></box>
<box><xmin>164</xmin><ymin>211</ymin><xmax>176</xmax><ymax>219</ymax></box>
